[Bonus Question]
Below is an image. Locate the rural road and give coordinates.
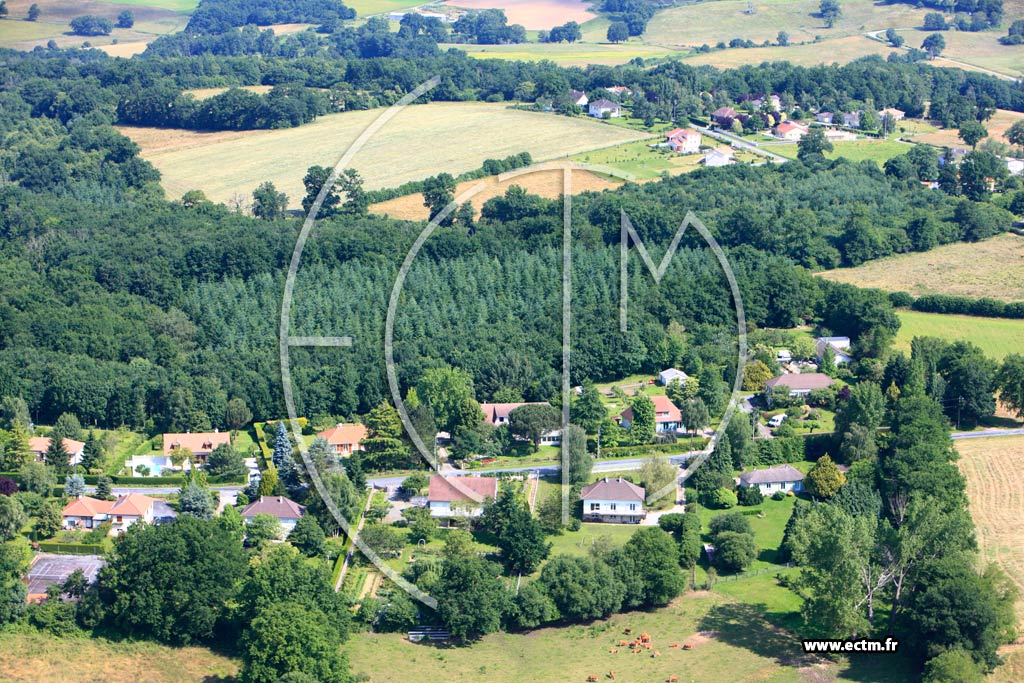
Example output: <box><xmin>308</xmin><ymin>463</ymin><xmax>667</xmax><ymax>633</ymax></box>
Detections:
<box><xmin>951</xmin><ymin>428</ymin><xmax>1024</xmax><ymax>440</ymax></box>
<box><xmin>696</xmin><ymin>125</ymin><xmax>791</xmax><ymax>163</ymax></box>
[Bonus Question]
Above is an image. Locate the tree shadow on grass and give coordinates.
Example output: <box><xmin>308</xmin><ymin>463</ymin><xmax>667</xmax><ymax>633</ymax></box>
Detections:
<box><xmin>696</xmin><ymin>602</ymin><xmax>816</xmax><ymax>669</ymax></box>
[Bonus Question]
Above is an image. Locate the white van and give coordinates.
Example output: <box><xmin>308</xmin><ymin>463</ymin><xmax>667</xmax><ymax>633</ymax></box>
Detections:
<box><xmin>768</xmin><ymin>414</ymin><xmax>787</xmax><ymax>428</ymax></box>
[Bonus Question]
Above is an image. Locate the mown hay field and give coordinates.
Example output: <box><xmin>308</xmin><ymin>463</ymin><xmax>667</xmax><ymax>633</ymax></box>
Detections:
<box><xmin>118</xmin><ymin>102</ymin><xmax>652</xmax><ymax>207</ymax></box>
<box><xmin>894</xmin><ymin>310</ymin><xmax>1024</xmax><ymax>360</ymax></box>
<box><xmin>818</xmin><ymin>234</ymin><xmax>1024</xmax><ymax>303</ymax></box>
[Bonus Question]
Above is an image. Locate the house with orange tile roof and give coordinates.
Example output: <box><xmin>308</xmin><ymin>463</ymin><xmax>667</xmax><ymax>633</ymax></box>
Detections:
<box><xmin>317</xmin><ymin>423</ymin><xmax>368</xmax><ymax>455</ymax></box>
<box><xmin>618</xmin><ymin>395</ymin><xmax>683</xmax><ymax>434</ymax></box>
<box><xmin>427</xmin><ymin>475</ymin><xmax>497</xmax><ymax>522</ymax></box>
<box><xmin>29</xmin><ymin>437</ymin><xmax>86</xmax><ymax>467</ymax></box>
<box><xmin>162</xmin><ymin>431</ymin><xmax>231</xmax><ymax>462</ymax></box>
<box><xmin>62</xmin><ymin>493</ymin><xmax>157</xmax><ymax>534</ymax></box>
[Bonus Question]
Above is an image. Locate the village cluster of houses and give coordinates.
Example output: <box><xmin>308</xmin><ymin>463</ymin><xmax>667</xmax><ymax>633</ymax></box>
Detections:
<box><xmin>567</xmin><ymin>89</ymin><xmax>630</xmax><ymax>119</ymax></box>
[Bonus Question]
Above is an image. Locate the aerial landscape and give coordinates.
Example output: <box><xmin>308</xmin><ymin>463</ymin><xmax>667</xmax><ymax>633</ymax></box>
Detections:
<box><xmin>0</xmin><ymin>0</ymin><xmax>1023</xmax><ymax>681</ymax></box>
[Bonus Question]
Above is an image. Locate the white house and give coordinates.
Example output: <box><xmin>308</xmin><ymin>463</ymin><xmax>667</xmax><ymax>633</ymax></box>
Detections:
<box><xmin>588</xmin><ymin>98</ymin><xmax>621</xmax><ymax>118</ymax></box>
<box><xmin>580</xmin><ymin>477</ymin><xmax>646</xmax><ymax>523</ymax></box>
<box><xmin>567</xmin><ymin>89</ymin><xmax>588</xmax><ymax>107</ymax></box>
<box><xmin>480</xmin><ymin>402</ymin><xmax>561</xmax><ymax>445</ymax></box>
<box><xmin>1006</xmin><ymin>158</ymin><xmax>1024</xmax><ymax>176</ymax></box>
<box><xmin>816</xmin><ymin>336</ymin><xmax>853</xmax><ymax>364</ymax></box>
<box><xmin>317</xmin><ymin>423</ymin><xmax>368</xmax><ymax>455</ymax></box>
<box><xmin>29</xmin><ymin>437</ymin><xmax>85</xmax><ymax>467</ymax></box>
<box><xmin>751</xmin><ymin>94</ymin><xmax>781</xmax><ymax>112</ymax></box>
<box><xmin>878</xmin><ymin>107</ymin><xmax>905</xmax><ymax>121</ymax></box>
<box><xmin>665</xmin><ymin>128</ymin><xmax>701</xmax><ymax>154</ymax></box>
<box><xmin>427</xmin><ymin>475</ymin><xmax>497</xmax><ymax>524</ymax></box>
<box><xmin>737</xmin><ymin>464</ymin><xmax>805</xmax><ymax>495</ymax></box>
<box><xmin>843</xmin><ymin>111</ymin><xmax>861</xmax><ymax>128</ymax></box>
<box><xmin>703</xmin><ymin>148</ymin><xmax>734</xmax><ymax>167</ymax></box>
<box><xmin>815</xmin><ymin>112</ymin><xmax>834</xmax><ymax>124</ymax></box>
<box><xmin>824</xmin><ymin>129</ymin><xmax>857</xmax><ymax>142</ymax></box>
<box><xmin>162</xmin><ymin>431</ymin><xmax>231</xmax><ymax>463</ymax></box>
<box><xmin>62</xmin><ymin>494</ymin><xmax>157</xmax><ymax>535</ymax></box>
<box><xmin>618</xmin><ymin>395</ymin><xmax>682</xmax><ymax>434</ymax></box>
<box><xmin>241</xmin><ymin>496</ymin><xmax>306</xmax><ymax>536</ymax></box>
<box><xmin>658</xmin><ymin>368</ymin><xmax>689</xmax><ymax>386</ymax></box>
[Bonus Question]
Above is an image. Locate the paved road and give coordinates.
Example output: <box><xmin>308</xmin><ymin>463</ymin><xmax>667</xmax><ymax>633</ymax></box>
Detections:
<box><xmin>696</xmin><ymin>125</ymin><xmax>791</xmax><ymax>163</ymax></box>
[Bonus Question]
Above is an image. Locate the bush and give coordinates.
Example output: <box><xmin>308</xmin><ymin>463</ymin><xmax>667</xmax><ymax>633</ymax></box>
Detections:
<box><xmin>710</xmin><ymin>488</ymin><xmax>737</xmax><ymax>509</ymax></box>
<box><xmin>771</xmin><ymin>490</ymin><xmax>787</xmax><ymax>501</ymax></box>
<box><xmin>736</xmin><ymin>485</ymin><xmax>764</xmax><ymax>506</ymax></box>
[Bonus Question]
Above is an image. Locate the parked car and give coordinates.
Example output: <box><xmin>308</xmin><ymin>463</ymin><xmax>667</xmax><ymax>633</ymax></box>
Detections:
<box><xmin>768</xmin><ymin>414</ymin><xmax>787</xmax><ymax>428</ymax></box>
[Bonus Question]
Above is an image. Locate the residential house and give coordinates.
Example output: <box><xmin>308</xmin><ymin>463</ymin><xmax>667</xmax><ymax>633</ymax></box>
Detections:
<box><xmin>589</xmin><ymin>98</ymin><xmax>621</xmax><ymax>118</ymax></box>
<box><xmin>62</xmin><ymin>494</ymin><xmax>157</xmax><ymax>535</ymax></box>
<box><xmin>318</xmin><ymin>423</ymin><xmax>368</xmax><ymax>456</ymax></box>
<box><xmin>1006</xmin><ymin>158</ymin><xmax>1024</xmax><ymax>176</ymax></box>
<box><xmin>878</xmin><ymin>107</ymin><xmax>905</xmax><ymax>121</ymax></box>
<box><xmin>29</xmin><ymin>437</ymin><xmax>85</xmax><ymax>467</ymax></box>
<box><xmin>658</xmin><ymin>368</ymin><xmax>690</xmax><ymax>386</ymax></box>
<box><xmin>751</xmin><ymin>94</ymin><xmax>781</xmax><ymax>112</ymax></box>
<box><xmin>580</xmin><ymin>477</ymin><xmax>646</xmax><ymax>523</ymax></box>
<box><xmin>737</xmin><ymin>464</ymin><xmax>805</xmax><ymax>495</ymax></box>
<box><xmin>842</xmin><ymin>111</ymin><xmax>861</xmax><ymax>128</ymax></box>
<box><xmin>162</xmin><ymin>431</ymin><xmax>231</xmax><ymax>463</ymax></box>
<box><xmin>939</xmin><ymin>148</ymin><xmax>968</xmax><ymax>167</ymax></box>
<box><xmin>567</xmin><ymin>89</ymin><xmax>588</xmax><ymax>107</ymax></box>
<box><xmin>241</xmin><ymin>495</ymin><xmax>306</xmax><ymax>535</ymax></box>
<box><xmin>606</xmin><ymin>86</ymin><xmax>632</xmax><ymax>97</ymax></box>
<box><xmin>764</xmin><ymin>373</ymin><xmax>835</xmax><ymax>399</ymax></box>
<box><xmin>618</xmin><ymin>395</ymin><xmax>682</xmax><ymax>434</ymax></box>
<box><xmin>711</xmin><ymin>106</ymin><xmax>737</xmax><ymax>127</ymax></box>
<box><xmin>815</xmin><ymin>112</ymin><xmax>834</xmax><ymax>124</ymax></box>
<box><xmin>665</xmin><ymin>128</ymin><xmax>701</xmax><ymax>154</ymax></box>
<box><xmin>702</xmin><ymin>147</ymin><xmax>734</xmax><ymax>167</ymax></box>
<box><xmin>427</xmin><ymin>475</ymin><xmax>497</xmax><ymax>523</ymax></box>
<box><xmin>815</xmin><ymin>336</ymin><xmax>853</xmax><ymax>364</ymax></box>
<box><xmin>774</xmin><ymin>121</ymin><xmax>808</xmax><ymax>141</ymax></box>
<box><xmin>480</xmin><ymin>402</ymin><xmax>561</xmax><ymax>445</ymax></box>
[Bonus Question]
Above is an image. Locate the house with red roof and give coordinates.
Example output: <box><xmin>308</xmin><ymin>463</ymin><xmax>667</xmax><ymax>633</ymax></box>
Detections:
<box><xmin>618</xmin><ymin>395</ymin><xmax>682</xmax><ymax>434</ymax></box>
<box><xmin>665</xmin><ymin>128</ymin><xmax>701</xmax><ymax>154</ymax></box>
<box><xmin>162</xmin><ymin>431</ymin><xmax>231</xmax><ymax>462</ymax></box>
<box><xmin>29</xmin><ymin>437</ymin><xmax>86</xmax><ymax>467</ymax></box>
<box><xmin>62</xmin><ymin>493</ymin><xmax>157</xmax><ymax>534</ymax></box>
<box><xmin>317</xmin><ymin>423</ymin><xmax>368</xmax><ymax>456</ymax></box>
<box><xmin>774</xmin><ymin>121</ymin><xmax>808</xmax><ymax>141</ymax></box>
<box><xmin>480</xmin><ymin>403</ymin><xmax>561</xmax><ymax>445</ymax></box>
<box><xmin>427</xmin><ymin>475</ymin><xmax>497</xmax><ymax>523</ymax></box>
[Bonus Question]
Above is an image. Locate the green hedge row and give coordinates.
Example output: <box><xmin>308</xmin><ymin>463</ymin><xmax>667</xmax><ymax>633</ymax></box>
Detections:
<box><xmin>600</xmin><ymin>438</ymin><xmax>709</xmax><ymax>459</ymax></box>
<box><xmin>36</xmin><ymin>542</ymin><xmax>105</xmax><ymax>556</ymax></box>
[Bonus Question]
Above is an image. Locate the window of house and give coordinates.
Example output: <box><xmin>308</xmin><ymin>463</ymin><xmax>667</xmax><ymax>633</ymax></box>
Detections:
<box><xmin>590</xmin><ymin>503</ymin><xmax>600</xmax><ymax>511</ymax></box>
<box><xmin>629</xmin><ymin>504</ymin><xmax>637</xmax><ymax>511</ymax></box>
<box><xmin>610</xmin><ymin>503</ymin><xmax>617</xmax><ymax>511</ymax></box>
<box><xmin>116</xmin><ymin>516</ymin><xmax>122</xmax><ymax>523</ymax></box>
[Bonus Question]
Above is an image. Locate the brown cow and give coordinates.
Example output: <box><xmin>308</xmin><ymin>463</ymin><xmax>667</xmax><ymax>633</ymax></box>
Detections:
<box><xmin>608</xmin><ymin>649</ymin><xmax>619</xmax><ymax>654</ymax></box>
<box><xmin>668</xmin><ymin>676</ymin><xmax>679</xmax><ymax>683</ymax></box>
<box><xmin>587</xmin><ymin>676</ymin><xmax>598</xmax><ymax>682</ymax></box>
<box><xmin>608</xmin><ymin>672</ymin><xmax>616</xmax><ymax>681</ymax></box>
<box><xmin>623</xmin><ymin>628</ymin><xmax>632</xmax><ymax>635</ymax></box>
<box><xmin>617</xmin><ymin>640</ymin><xmax>628</xmax><ymax>647</ymax></box>
<box><xmin>669</xmin><ymin>643</ymin><xmax>679</xmax><ymax>648</ymax></box>
<box><xmin>652</xmin><ymin>650</ymin><xmax>661</xmax><ymax>658</ymax></box>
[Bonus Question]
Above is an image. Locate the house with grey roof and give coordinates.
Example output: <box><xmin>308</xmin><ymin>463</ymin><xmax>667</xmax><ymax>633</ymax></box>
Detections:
<box><xmin>737</xmin><ymin>464</ymin><xmax>805</xmax><ymax>495</ymax></box>
<box><xmin>580</xmin><ymin>477</ymin><xmax>646</xmax><ymax>523</ymax></box>
<box><xmin>241</xmin><ymin>496</ymin><xmax>305</xmax><ymax>535</ymax></box>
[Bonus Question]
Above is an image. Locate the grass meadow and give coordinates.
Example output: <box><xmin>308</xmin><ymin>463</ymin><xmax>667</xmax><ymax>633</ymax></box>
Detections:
<box><xmin>894</xmin><ymin>310</ymin><xmax>1024</xmax><ymax>360</ymax></box>
<box><xmin>119</xmin><ymin>102</ymin><xmax>652</xmax><ymax>207</ymax></box>
<box><xmin>819</xmin><ymin>233</ymin><xmax>1024</xmax><ymax>303</ymax></box>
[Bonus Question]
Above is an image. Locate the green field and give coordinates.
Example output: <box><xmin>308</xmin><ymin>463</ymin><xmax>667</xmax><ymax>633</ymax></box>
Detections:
<box><xmin>894</xmin><ymin>310</ymin><xmax>1024</xmax><ymax>361</ymax></box>
<box><xmin>440</xmin><ymin>39</ymin><xmax>683</xmax><ymax>66</ymax></box>
<box><xmin>119</xmin><ymin>102</ymin><xmax>653</xmax><ymax>207</ymax></box>
<box><xmin>767</xmin><ymin>137</ymin><xmax>911</xmax><ymax>164</ymax></box>
<box><xmin>99</xmin><ymin>0</ymin><xmax>199</xmax><ymax>10</ymax></box>
<box><xmin>346</xmin><ymin>0</ymin><xmax>426</xmax><ymax>16</ymax></box>
<box><xmin>819</xmin><ymin>233</ymin><xmax>1024</xmax><ymax>303</ymax></box>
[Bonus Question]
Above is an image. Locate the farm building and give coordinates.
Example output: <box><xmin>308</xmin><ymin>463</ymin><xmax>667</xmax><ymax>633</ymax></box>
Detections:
<box><xmin>580</xmin><ymin>477</ymin><xmax>646</xmax><ymax>523</ymax></box>
<box><xmin>737</xmin><ymin>464</ymin><xmax>805</xmax><ymax>495</ymax></box>
<box><xmin>878</xmin><ymin>107</ymin><xmax>905</xmax><ymax>121</ymax></box>
<box><xmin>318</xmin><ymin>423</ymin><xmax>368</xmax><ymax>455</ymax></box>
<box><xmin>619</xmin><ymin>395</ymin><xmax>682</xmax><ymax>434</ymax></box>
<box><xmin>816</xmin><ymin>336</ymin><xmax>853</xmax><ymax>364</ymax></box>
<box><xmin>815</xmin><ymin>112</ymin><xmax>834</xmax><ymax>124</ymax></box>
<box><xmin>588</xmin><ymin>98</ymin><xmax>621</xmax><ymax>118</ymax></box>
<box><xmin>427</xmin><ymin>475</ymin><xmax>497</xmax><ymax>523</ymax></box>
<box><xmin>824</xmin><ymin>129</ymin><xmax>857</xmax><ymax>142</ymax></box>
<box><xmin>240</xmin><ymin>496</ymin><xmax>305</xmax><ymax>535</ymax></box>
<box><xmin>764</xmin><ymin>373</ymin><xmax>835</xmax><ymax>399</ymax></box>
<box><xmin>29</xmin><ymin>437</ymin><xmax>85</xmax><ymax>467</ymax></box>
<box><xmin>843</xmin><ymin>111</ymin><xmax>861</xmax><ymax>128</ymax></box>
